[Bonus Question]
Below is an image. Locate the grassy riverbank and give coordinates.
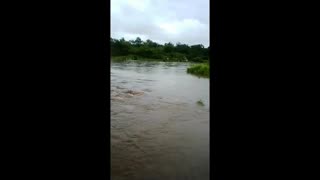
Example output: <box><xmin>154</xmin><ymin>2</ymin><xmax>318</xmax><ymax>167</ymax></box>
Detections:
<box><xmin>111</xmin><ymin>55</ymin><xmax>208</xmax><ymax>63</ymax></box>
<box><xmin>111</xmin><ymin>55</ymin><xmax>185</xmax><ymax>62</ymax></box>
<box><xmin>187</xmin><ymin>63</ymin><xmax>210</xmax><ymax>78</ymax></box>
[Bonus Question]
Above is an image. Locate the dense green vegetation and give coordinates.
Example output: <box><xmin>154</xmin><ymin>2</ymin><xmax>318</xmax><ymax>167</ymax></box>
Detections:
<box><xmin>187</xmin><ymin>63</ymin><xmax>210</xmax><ymax>78</ymax></box>
<box><xmin>110</xmin><ymin>37</ymin><xmax>209</xmax><ymax>62</ymax></box>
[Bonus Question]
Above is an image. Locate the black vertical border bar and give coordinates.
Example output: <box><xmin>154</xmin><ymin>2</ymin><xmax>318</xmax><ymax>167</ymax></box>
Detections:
<box><xmin>211</xmin><ymin>0</ymin><xmax>224</xmax><ymax>179</ymax></box>
<box><xmin>210</xmin><ymin>0</ymin><xmax>216</xmax><ymax>179</ymax></box>
<box><xmin>105</xmin><ymin>0</ymin><xmax>111</xmax><ymax>178</ymax></box>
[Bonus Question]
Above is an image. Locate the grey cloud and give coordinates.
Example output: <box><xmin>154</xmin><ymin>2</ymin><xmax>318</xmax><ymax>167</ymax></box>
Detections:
<box><xmin>111</xmin><ymin>0</ymin><xmax>209</xmax><ymax>47</ymax></box>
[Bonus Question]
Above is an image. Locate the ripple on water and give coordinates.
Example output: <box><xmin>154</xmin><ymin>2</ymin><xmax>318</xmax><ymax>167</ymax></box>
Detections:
<box><xmin>115</xmin><ymin>86</ymin><xmax>126</xmax><ymax>89</ymax></box>
<box><xmin>142</xmin><ymin>88</ymin><xmax>152</xmax><ymax>92</ymax></box>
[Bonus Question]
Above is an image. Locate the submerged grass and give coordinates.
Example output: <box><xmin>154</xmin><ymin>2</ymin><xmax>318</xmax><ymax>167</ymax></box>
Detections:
<box><xmin>187</xmin><ymin>63</ymin><xmax>210</xmax><ymax>78</ymax></box>
<box><xmin>197</xmin><ymin>100</ymin><xmax>205</xmax><ymax>106</ymax></box>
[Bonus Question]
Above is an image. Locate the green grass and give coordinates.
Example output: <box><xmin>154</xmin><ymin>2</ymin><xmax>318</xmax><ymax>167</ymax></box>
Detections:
<box><xmin>187</xmin><ymin>63</ymin><xmax>210</xmax><ymax>78</ymax></box>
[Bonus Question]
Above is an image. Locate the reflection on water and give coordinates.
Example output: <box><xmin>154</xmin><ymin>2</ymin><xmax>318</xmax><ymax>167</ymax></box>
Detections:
<box><xmin>111</xmin><ymin>60</ymin><xmax>209</xmax><ymax>180</ymax></box>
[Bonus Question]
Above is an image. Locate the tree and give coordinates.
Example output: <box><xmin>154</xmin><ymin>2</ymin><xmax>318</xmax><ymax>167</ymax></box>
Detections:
<box><xmin>133</xmin><ymin>37</ymin><xmax>143</xmax><ymax>47</ymax></box>
<box><xmin>110</xmin><ymin>37</ymin><xmax>209</xmax><ymax>62</ymax></box>
<box><xmin>163</xmin><ymin>42</ymin><xmax>174</xmax><ymax>53</ymax></box>
<box><xmin>175</xmin><ymin>43</ymin><xmax>190</xmax><ymax>54</ymax></box>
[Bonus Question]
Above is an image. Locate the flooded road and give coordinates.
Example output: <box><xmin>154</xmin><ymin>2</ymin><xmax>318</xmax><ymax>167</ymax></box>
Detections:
<box><xmin>111</xmin><ymin>60</ymin><xmax>209</xmax><ymax>180</ymax></box>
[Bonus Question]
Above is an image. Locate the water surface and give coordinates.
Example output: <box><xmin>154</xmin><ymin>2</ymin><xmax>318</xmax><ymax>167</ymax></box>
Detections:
<box><xmin>111</xmin><ymin>60</ymin><xmax>209</xmax><ymax>180</ymax></box>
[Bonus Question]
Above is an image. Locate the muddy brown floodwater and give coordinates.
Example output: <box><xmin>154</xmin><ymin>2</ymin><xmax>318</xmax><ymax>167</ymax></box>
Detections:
<box><xmin>111</xmin><ymin>60</ymin><xmax>209</xmax><ymax>180</ymax></box>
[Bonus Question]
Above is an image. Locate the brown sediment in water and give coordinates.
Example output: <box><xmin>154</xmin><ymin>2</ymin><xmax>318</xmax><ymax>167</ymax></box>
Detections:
<box><xmin>111</xmin><ymin>89</ymin><xmax>145</xmax><ymax>101</ymax></box>
<box><xmin>111</xmin><ymin>61</ymin><xmax>209</xmax><ymax>180</ymax></box>
<box><xmin>124</xmin><ymin>90</ymin><xmax>144</xmax><ymax>96</ymax></box>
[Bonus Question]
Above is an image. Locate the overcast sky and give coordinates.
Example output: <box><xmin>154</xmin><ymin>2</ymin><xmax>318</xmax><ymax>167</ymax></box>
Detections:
<box><xmin>111</xmin><ymin>0</ymin><xmax>209</xmax><ymax>47</ymax></box>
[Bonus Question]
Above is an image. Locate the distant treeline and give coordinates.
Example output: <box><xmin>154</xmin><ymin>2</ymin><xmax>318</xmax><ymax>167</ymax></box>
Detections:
<box><xmin>110</xmin><ymin>37</ymin><xmax>209</xmax><ymax>62</ymax></box>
